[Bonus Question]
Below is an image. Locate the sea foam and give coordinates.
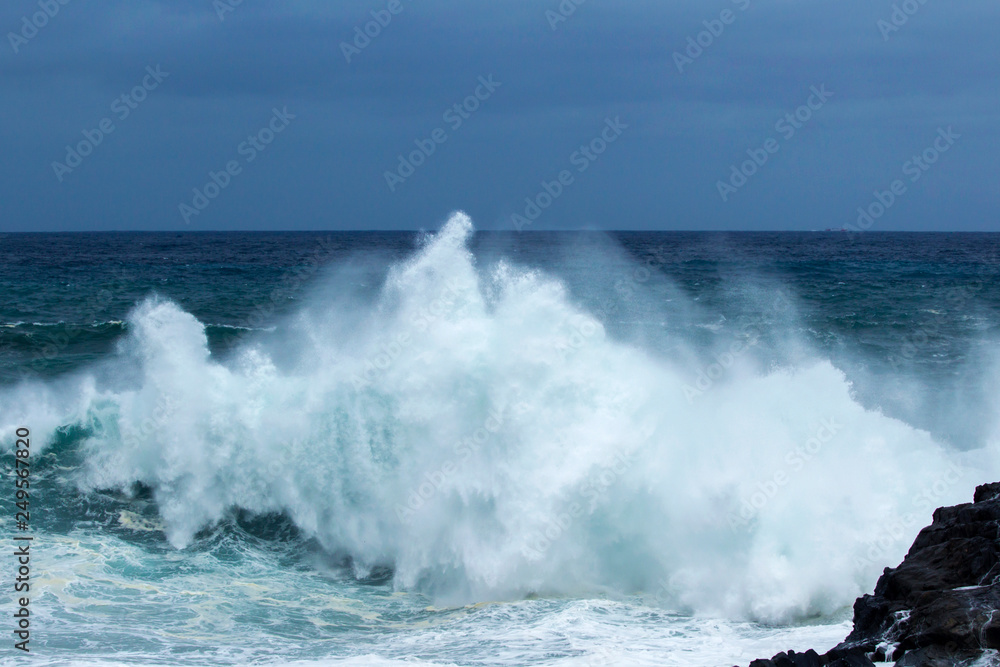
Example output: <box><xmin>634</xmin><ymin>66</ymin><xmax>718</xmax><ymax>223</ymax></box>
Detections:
<box><xmin>1</xmin><ymin>212</ymin><xmax>996</xmax><ymax>622</ymax></box>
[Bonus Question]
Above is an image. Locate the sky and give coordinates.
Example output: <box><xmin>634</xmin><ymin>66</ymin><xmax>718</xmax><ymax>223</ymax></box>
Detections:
<box><xmin>0</xmin><ymin>0</ymin><xmax>997</xmax><ymax>232</ymax></box>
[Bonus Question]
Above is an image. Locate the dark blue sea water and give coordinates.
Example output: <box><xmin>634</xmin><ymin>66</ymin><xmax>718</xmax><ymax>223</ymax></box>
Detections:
<box><xmin>1</xmin><ymin>217</ymin><xmax>999</xmax><ymax>665</ymax></box>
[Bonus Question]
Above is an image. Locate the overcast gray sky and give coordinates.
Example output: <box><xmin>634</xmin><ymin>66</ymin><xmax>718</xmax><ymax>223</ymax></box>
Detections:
<box><xmin>1</xmin><ymin>0</ymin><xmax>997</xmax><ymax>231</ymax></box>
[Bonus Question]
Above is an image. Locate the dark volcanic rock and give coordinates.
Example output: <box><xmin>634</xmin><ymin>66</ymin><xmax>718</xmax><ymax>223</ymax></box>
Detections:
<box><xmin>741</xmin><ymin>482</ymin><xmax>1000</xmax><ymax>667</ymax></box>
<box><xmin>745</xmin><ymin>648</ymin><xmax>875</xmax><ymax>667</ymax></box>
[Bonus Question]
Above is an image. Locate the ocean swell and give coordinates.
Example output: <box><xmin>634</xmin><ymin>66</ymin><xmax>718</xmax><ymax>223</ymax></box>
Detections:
<box><xmin>1</xmin><ymin>212</ymin><xmax>996</xmax><ymax>623</ymax></box>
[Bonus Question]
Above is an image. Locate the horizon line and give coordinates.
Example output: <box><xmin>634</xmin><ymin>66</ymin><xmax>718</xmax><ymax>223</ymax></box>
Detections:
<box><xmin>3</xmin><ymin>229</ymin><xmax>999</xmax><ymax>234</ymax></box>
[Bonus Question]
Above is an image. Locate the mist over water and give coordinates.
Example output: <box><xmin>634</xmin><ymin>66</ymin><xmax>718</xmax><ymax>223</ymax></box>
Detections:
<box><xmin>2</xmin><ymin>216</ymin><xmax>1000</xmax><ymax>665</ymax></box>
<box><xmin>4</xmin><ymin>214</ymin><xmax>998</xmax><ymax>626</ymax></box>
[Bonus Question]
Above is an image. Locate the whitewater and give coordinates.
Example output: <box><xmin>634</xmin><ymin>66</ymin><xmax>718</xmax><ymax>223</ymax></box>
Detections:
<box><xmin>1</xmin><ymin>213</ymin><xmax>998</xmax><ymax>665</ymax></box>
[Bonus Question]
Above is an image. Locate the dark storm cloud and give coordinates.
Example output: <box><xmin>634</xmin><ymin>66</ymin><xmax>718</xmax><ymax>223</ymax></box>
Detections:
<box><xmin>0</xmin><ymin>0</ymin><xmax>997</xmax><ymax>231</ymax></box>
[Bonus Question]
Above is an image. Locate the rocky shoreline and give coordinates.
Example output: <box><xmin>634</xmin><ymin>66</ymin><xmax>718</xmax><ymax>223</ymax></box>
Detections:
<box><xmin>743</xmin><ymin>483</ymin><xmax>1000</xmax><ymax>667</ymax></box>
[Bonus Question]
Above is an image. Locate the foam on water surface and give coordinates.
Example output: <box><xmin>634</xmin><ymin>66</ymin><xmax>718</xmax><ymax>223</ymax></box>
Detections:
<box><xmin>2</xmin><ymin>213</ymin><xmax>999</xmax><ymax>664</ymax></box>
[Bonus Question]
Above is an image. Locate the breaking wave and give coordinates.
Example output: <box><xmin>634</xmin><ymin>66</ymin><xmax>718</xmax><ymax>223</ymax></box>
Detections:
<box><xmin>2</xmin><ymin>212</ymin><xmax>997</xmax><ymax>623</ymax></box>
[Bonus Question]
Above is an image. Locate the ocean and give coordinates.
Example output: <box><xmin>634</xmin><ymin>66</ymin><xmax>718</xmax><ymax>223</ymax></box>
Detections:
<box><xmin>1</xmin><ymin>213</ymin><xmax>999</xmax><ymax>666</ymax></box>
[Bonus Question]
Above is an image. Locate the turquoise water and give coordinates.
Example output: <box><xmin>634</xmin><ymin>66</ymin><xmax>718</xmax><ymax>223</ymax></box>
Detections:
<box><xmin>1</xmin><ymin>216</ymin><xmax>999</xmax><ymax>665</ymax></box>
